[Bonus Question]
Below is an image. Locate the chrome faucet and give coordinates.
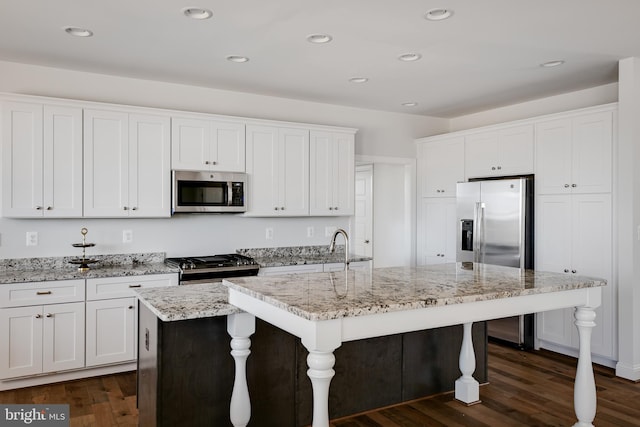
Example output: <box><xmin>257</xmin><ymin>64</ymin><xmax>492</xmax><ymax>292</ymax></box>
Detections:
<box><xmin>329</xmin><ymin>228</ymin><xmax>350</xmax><ymax>269</ymax></box>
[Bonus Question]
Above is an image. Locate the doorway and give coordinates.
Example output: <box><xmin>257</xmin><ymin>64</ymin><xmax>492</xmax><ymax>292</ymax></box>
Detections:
<box><xmin>354</xmin><ymin>165</ymin><xmax>373</xmax><ymax>258</ymax></box>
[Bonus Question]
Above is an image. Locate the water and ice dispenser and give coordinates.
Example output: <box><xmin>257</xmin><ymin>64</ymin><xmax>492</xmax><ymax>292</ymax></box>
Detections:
<box><xmin>460</xmin><ymin>219</ymin><xmax>474</xmax><ymax>252</ymax></box>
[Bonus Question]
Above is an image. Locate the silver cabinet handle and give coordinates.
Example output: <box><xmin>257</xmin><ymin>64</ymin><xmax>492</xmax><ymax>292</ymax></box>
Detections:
<box><xmin>334</xmin><ymin>207</ymin><xmax>339</xmax><ymax>210</ymax></box>
<box><xmin>564</xmin><ymin>184</ymin><xmax>570</xmax><ymax>188</ymax></box>
<box><xmin>128</xmin><ymin>305</ymin><xmax>134</xmax><ymax>310</ymax></box>
<box><xmin>129</xmin><ymin>284</ymin><xmax>142</xmax><ymax>288</ymax></box>
<box><xmin>212</xmin><ymin>161</ymin><xmax>217</xmax><ymax>165</ymax></box>
<box><xmin>35</xmin><ymin>314</ymin><xmax>42</xmax><ymax>319</ymax></box>
<box><xmin>204</xmin><ymin>160</ymin><xmax>210</xmax><ymax>165</ymax></box>
<box><xmin>572</xmin><ymin>184</ymin><xmax>577</xmax><ymax>188</ymax></box>
<box><xmin>132</xmin><ymin>207</ymin><xmax>137</xmax><ymax>211</ymax></box>
<box><xmin>564</xmin><ymin>269</ymin><xmax>569</xmax><ymax>273</ymax></box>
<box><xmin>123</xmin><ymin>206</ymin><xmax>128</xmax><ymax>211</ymax></box>
<box><xmin>441</xmin><ymin>189</ymin><xmax>445</xmax><ymax>193</ymax></box>
<box><xmin>281</xmin><ymin>207</ymin><xmax>285</xmax><ymax>210</ymax></box>
<box><xmin>491</xmin><ymin>166</ymin><xmax>496</xmax><ymax>170</ymax></box>
<box><xmin>329</xmin><ymin>207</ymin><xmax>334</xmax><ymax>210</ymax></box>
<box><xmin>35</xmin><ymin>206</ymin><xmax>43</xmax><ymax>210</ymax></box>
<box><xmin>37</xmin><ymin>291</ymin><xmax>52</xmax><ymax>295</ymax></box>
<box><xmin>364</xmin><ymin>240</ymin><xmax>370</xmax><ymax>244</ymax></box>
<box><xmin>46</xmin><ymin>313</ymin><xmax>52</xmax><ymax>318</ymax></box>
<box><xmin>274</xmin><ymin>207</ymin><xmax>279</xmax><ymax>211</ymax></box>
<box><xmin>46</xmin><ymin>206</ymin><xmax>52</xmax><ymax>210</ymax></box>
<box><xmin>572</xmin><ymin>269</ymin><xmax>577</xmax><ymax>274</ymax></box>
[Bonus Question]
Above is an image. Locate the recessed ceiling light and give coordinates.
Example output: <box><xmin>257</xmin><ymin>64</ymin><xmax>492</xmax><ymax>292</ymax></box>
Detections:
<box><xmin>349</xmin><ymin>77</ymin><xmax>369</xmax><ymax>83</ymax></box>
<box><xmin>398</xmin><ymin>53</ymin><xmax>422</xmax><ymax>62</ymax></box>
<box><xmin>307</xmin><ymin>34</ymin><xmax>333</xmax><ymax>44</ymax></box>
<box><xmin>402</xmin><ymin>102</ymin><xmax>418</xmax><ymax>107</ymax></box>
<box><xmin>540</xmin><ymin>60</ymin><xmax>565</xmax><ymax>68</ymax></box>
<box><xmin>425</xmin><ymin>8</ymin><xmax>453</xmax><ymax>21</ymax></box>
<box><xmin>63</xmin><ymin>27</ymin><xmax>93</xmax><ymax>37</ymax></box>
<box><xmin>226</xmin><ymin>55</ymin><xmax>249</xmax><ymax>63</ymax></box>
<box><xmin>182</xmin><ymin>7</ymin><xmax>213</xmax><ymax>20</ymax></box>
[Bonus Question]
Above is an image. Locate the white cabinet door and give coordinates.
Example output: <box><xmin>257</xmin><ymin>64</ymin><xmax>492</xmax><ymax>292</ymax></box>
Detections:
<box><xmin>0</xmin><ymin>306</ymin><xmax>43</xmax><ymax>379</ymax></box>
<box><xmin>84</xmin><ymin>109</ymin><xmax>129</xmax><ymax>217</ymax></box>
<box><xmin>42</xmin><ymin>302</ymin><xmax>85</xmax><ymax>373</ymax></box>
<box><xmin>85</xmin><ymin>109</ymin><xmax>170</xmax><ymax>217</ymax></box>
<box><xmin>280</xmin><ymin>128</ymin><xmax>310</xmax><ymax>216</ymax></box>
<box><xmin>419</xmin><ymin>198</ymin><xmax>457</xmax><ymax>265</ymax></box>
<box><xmin>0</xmin><ymin>302</ymin><xmax>84</xmax><ymax>379</ymax></box>
<box><xmin>128</xmin><ymin>114</ymin><xmax>171</xmax><ymax>217</ymax></box>
<box><xmin>246</xmin><ymin>125</ymin><xmax>309</xmax><ymax>216</ymax></box>
<box><xmin>86</xmin><ymin>297</ymin><xmax>136</xmax><ymax>366</ymax></box>
<box><xmin>465</xmin><ymin>125</ymin><xmax>533</xmax><ymax>179</ymax></box>
<box><xmin>419</xmin><ymin>137</ymin><xmax>464</xmax><ymax>197</ymax></box>
<box><xmin>309</xmin><ymin>131</ymin><xmax>354</xmax><ymax>216</ymax></box>
<box><xmin>171</xmin><ymin>117</ymin><xmax>245</xmax><ymax>172</ymax></box>
<box><xmin>535</xmin><ymin>111</ymin><xmax>612</xmax><ymax>195</ymax></box>
<box><xmin>536</xmin><ymin>193</ymin><xmax>614</xmax><ymax>359</ymax></box>
<box><xmin>2</xmin><ymin>102</ymin><xmax>82</xmax><ymax>218</ymax></box>
<box><xmin>212</xmin><ymin>121</ymin><xmax>245</xmax><ymax>172</ymax></box>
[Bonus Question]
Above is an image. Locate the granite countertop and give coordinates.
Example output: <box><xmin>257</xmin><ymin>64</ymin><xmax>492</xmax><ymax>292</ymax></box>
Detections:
<box><xmin>136</xmin><ymin>283</ymin><xmax>240</xmax><ymax>322</ymax></box>
<box><xmin>0</xmin><ymin>253</ymin><xmax>179</xmax><ymax>285</ymax></box>
<box><xmin>223</xmin><ymin>263</ymin><xmax>607</xmax><ymax>322</ymax></box>
<box><xmin>237</xmin><ymin>245</ymin><xmax>372</xmax><ymax>268</ymax></box>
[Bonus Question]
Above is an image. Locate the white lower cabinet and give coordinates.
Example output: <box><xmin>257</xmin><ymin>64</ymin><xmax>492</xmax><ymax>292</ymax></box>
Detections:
<box><xmin>85</xmin><ymin>274</ymin><xmax>177</xmax><ymax>367</ymax></box>
<box><xmin>86</xmin><ymin>297</ymin><xmax>136</xmax><ymax>366</ymax></box>
<box><xmin>0</xmin><ymin>302</ymin><xmax>85</xmax><ymax>379</ymax></box>
<box><xmin>536</xmin><ymin>193</ymin><xmax>615</xmax><ymax>361</ymax></box>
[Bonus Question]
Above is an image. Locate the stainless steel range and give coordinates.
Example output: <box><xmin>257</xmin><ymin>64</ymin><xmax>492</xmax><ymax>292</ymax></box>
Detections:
<box><xmin>165</xmin><ymin>254</ymin><xmax>260</xmax><ymax>285</ymax></box>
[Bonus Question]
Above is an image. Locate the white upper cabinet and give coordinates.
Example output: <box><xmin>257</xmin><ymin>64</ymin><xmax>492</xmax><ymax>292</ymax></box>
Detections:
<box><xmin>535</xmin><ymin>111</ymin><xmax>612</xmax><ymax>194</ymax></box>
<box><xmin>2</xmin><ymin>101</ymin><xmax>83</xmax><ymax>217</ymax></box>
<box><xmin>84</xmin><ymin>109</ymin><xmax>170</xmax><ymax>217</ymax></box>
<box><xmin>418</xmin><ymin>137</ymin><xmax>464</xmax><ymax>197</ymax></box>
<box><xmin>245</xmin><ymin>125</ymin><xmax>309</xmax><ymax>216</ymax></box>
<box><xmin>171</xmin><ymin>117</ymin><xmax>245</xmax><ymax>172</ymax></box>
<box><xmin>309</xmin><ymin>131</ymin><xmax>355</xmax><ymax>216</ymax></box>
<box><xmin>465</xmin><ymin>124</ymin><xmax>534</xmax><ymax>179</ymax></box>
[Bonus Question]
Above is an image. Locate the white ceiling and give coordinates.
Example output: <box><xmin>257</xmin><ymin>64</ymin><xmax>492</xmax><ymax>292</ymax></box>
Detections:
<box><xmin>0</xmin><ymin>0</ymin><xmax>636</xmax><ymax>118</ymax></box>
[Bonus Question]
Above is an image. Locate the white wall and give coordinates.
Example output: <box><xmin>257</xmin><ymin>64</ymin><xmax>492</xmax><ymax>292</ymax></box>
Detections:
<box><xmin>0</xmin><ymin>60</ymin><xmax>447</xmax><ymax>261</ymax></box>
<box><xmin>449</xmin><ymin>83</ymin><xmax>618</xmax><ymax>131</ymax></box>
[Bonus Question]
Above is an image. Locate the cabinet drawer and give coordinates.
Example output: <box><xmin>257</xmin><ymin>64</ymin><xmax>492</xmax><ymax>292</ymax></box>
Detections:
<box><xmin>86</xmin><ymin>274</ymin><xmax>178</xmax><ymax>300</ymax></box>
<box><xmin>0</xmin><ymin>280</ymin><xmax>85</xmax><ymax>308</ymax></box>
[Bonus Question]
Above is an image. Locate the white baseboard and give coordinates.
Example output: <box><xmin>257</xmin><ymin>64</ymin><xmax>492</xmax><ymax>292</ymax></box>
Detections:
<box><xmin>615</xmin><ymin>361</ymin><xmax>640</xmax><ymax>381</ymax></box>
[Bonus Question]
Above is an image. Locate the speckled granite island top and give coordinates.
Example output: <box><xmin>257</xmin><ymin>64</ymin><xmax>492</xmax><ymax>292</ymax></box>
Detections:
<box><xmin>0</xmin><ymin>253</ymin><xmax>178</xmax><ymax>285</ymax></box>
<box><xmin>136</xmin><ymin>283</ymin><xmax>240</xmax><ymax>322</ymax></box>
<box><xmin>223</xmin><ymin>263</ymin><xmax>606</xmax><ymax>322</ymax></box>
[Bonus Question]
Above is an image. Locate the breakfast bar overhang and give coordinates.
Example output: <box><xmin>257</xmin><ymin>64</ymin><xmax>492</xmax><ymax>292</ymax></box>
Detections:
<box><xmin>224</xmin><ymin>263</ymin><xmax>605</xmax><ymax>427</ymax></box>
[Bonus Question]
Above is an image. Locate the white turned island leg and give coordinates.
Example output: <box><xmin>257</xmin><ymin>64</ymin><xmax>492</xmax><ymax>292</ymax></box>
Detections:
<box><xmin>227</xmin><ymin>313</ymin><xmax>256</xmax><ymax>427</ymax></box>
<box><xmin>455</xmin><ymin>322</ymin><xmax>480</xmax><ymax>404</ymax></box>
<box><xmin>307</xmin><ymin>350</ymin><xmax>336</xmax><ymax>427</ymax></box>
<box><xmin>573</xmin><ymin>307</ymin><xmax>597</xmax><ymax>427</ymax></box>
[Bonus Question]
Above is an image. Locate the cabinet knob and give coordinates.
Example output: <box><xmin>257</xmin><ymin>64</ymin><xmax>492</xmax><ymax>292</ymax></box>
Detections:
<box><xmin>123</xmin><ymin>206</ymin><xmax>129</xmax><ymax>211</ymax></box>
<box><xmin>572</xmin><ymin>184</ymin><xmax>577</xmax><ymax>188</ymax></box>
<box><xmin>204</xmin><ymin>160</ymin><xmax>210</xmax><ymax>165</ymax></box>
<box><xmin>35</xmin><ymin>206</ymin><xmax>43</xmax><ymax>210</ymax></box>
<box><xmin>364</xmin><ymin>240</ymin><xmax>370</xmax><ymax>244</ymax></box>
<box><xmin>564</xmin><ymin>269</ymin><xmax>569</xmax><ymax>273</ymax></box>
<box><xmin>491</xmin><ymin>167</ymin><xmax>496</xmax><ymax>171</ymax></box>
<box><xmin>564</xmin><ymin>184</ymin><xmax>570</xmax><ymax>188</ymax></box>
<box><xmin>436</xmin><ymin>190</ymin><xmax>441</xmax><ymax>193</ymax></box>
<box><xmin>329</xmin><ymin>207</ymin><xmax>334</xmax><ymax>210</ymax></box>
<box><xmin>572</xmin><ymin>269</ymin><xmax>577</xmax><ymax>274</ymax></box>
<box><xmin>281</xmin><ymin>207</ymin><xmax>285</xmax><ymax>210</ymax></box>
<box><xmin>46</xmin><ymin>313</ymin><xmax>52</xmax><ymax>318</ymax></box>
<box><xmin>274</xmin><ymin>207</ymin><xmax>279</xmax><ymax>211</ymax></box>
<box><xmin>46</xmin><ymin>206</ymin><xmax>53</xmax><ymax>210</ymax></box>
<box><xmin>441</xmin><ymin>189</ymin><xmax>445</xmax><ymax>193</ymax></box>
<box><xmin>212</xmin><ymin>161</ymin><xmax>217</xmax><ymax>165</ymax></box>
<box><xmin>128</xmin><ymin>305</ymin><xmax>134</xmax><ymax>310</ymax></box>
<box><xmin>497</xmin><ymin>166</ymin><xmax>502</xmax><ymax>170</ymax></box>
<box><xmin>35</xmin><ymin>314</ymin><xmax>42</xmax><ymax>319</ymax></box>
<box><xmin>334</xmin><ymin>207</ymin><xmax>339</xmax><ymax>210</ymax></box>
<box><xmin>132</xmin><ymin>207</ymin><xmax>138</xmax><ymax>211</ymax></box>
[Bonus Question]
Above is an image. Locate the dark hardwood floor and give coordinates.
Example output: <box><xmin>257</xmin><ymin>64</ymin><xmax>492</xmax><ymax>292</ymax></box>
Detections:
<box><xmin>1</xmin><ymin>342</ymin><xmax>639</xmax><ymax>426</ymax></box>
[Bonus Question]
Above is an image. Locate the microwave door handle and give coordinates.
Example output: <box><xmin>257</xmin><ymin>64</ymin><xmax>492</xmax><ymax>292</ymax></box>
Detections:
<box><xmin>227</xmin><ymin>182</ymin><xmax>233</xmax><ymax>206</ymax></box>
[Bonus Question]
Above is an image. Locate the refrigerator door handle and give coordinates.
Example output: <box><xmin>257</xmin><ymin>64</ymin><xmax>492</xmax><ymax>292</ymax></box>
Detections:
<box><xmin>474</xmin><ymin>202</ymin><xmax>485</xmax><ymax>264</ymax></box>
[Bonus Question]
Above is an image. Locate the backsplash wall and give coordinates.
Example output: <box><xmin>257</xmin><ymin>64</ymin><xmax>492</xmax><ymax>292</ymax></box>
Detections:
<box><xmin>0</xmin><ymin>215</ymin><xmax>349</xmax><ymax>259</ymax></box>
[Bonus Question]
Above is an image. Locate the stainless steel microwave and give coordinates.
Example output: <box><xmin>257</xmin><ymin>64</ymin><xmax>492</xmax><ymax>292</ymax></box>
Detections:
<box><xmin>172</xmin><ymin>170</ymin><xmax>247</xmax><ymax>213</ymax></box>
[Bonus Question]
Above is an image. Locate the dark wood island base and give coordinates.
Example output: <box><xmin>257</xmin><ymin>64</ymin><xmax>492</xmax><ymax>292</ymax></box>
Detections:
<box><xmin>137</xmin><ymin>303</ymin><xmax>487</xmax><ymax>427</ymax></box>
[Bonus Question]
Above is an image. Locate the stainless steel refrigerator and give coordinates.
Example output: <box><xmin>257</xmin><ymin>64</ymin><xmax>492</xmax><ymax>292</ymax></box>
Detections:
<box><xmin>456</xmin><ymin>176</ymin><xmax>534</xmax><ymax>349</ymax></box>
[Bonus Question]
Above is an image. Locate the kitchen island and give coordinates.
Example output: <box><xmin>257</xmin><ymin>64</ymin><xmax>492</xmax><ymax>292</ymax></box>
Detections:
<box><xmin>224</xmin><ymin>263</ymin><xmax>605</xmax><ymax>427</ymax></box>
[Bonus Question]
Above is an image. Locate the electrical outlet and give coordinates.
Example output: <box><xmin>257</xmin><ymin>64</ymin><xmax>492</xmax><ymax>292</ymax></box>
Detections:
<box><xmin>265</xmin><ymin>228</ymin><xmax>274</xmax><ymax>240</ymax></box>
<box><xmin>123</xmin><ymin>230</ymin><xmax>133</xmax><ymax>243</ymax></box>
<box><xmin>26</xmin><ymin>231</ymin><xmax>38</xmax><ymax>246</ymax></box>
<box><xmin>307</xmin><ymin>226</ymin><xmax>314</xmax><ymax>238</ymax></box>
<box><xmin>325</xmin><ymin>226</ymin><xmax>336</xmax><ymax>237</ymax></box>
